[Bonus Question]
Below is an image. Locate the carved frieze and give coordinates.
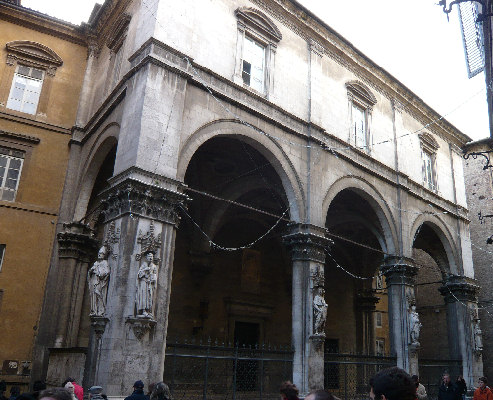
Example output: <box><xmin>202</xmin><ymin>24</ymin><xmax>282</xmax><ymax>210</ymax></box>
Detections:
<box><xmin>57</xmin><ymin>222</ymin><xmax>99</xmax><ymax>261</ymax></box>
<box><xmin>100</xmin><ymin>178</ymin><xmax>188</xmax><ymax>225</ymax></box>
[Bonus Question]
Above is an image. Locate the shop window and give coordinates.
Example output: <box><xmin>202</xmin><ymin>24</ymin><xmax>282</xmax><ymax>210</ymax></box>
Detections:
<box><xmin>234</xmin><ymin>7</ymin><xmax>282</xmax><ymax>96</ymax></box>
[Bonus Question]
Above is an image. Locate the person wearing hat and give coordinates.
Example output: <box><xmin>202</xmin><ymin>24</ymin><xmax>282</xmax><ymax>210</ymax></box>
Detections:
<box><xmin>124</xmin><ymin>381</ymin><xmax>148</xmax><ymax>400</ymax></box>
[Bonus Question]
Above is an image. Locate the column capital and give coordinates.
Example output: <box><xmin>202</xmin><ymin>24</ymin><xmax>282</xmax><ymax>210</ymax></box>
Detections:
<box><xmin>282</xmin><ymin>223</ymin><xmax>333</xmax><ymax>263</ymax></box>
<box><xmin>355</xmin><ymin>289</ymin><xmax>380</xmax><ymax>311</ymax></box>
<box><xmin>380</xmin><ymin>256</ymin><xmax>419</xmax><ymax>286</ymax></box>
<box><xmin>57</xmin><ymin>222</ymin><xmax>99</xmax><ymax>261</ymax></box>
<box><xmin>100</xmin><ymin>177</ymin><xmax>189</xmax><ymax>226</ymax></box>
<box><xmin>439</xmin><ymin>275</ymin><xmax>479</xmax><ymax>303</ymax></box>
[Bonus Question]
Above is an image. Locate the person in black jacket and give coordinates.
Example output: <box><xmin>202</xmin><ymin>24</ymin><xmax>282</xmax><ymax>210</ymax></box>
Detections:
<box><xmin>124</xmin><ymin>381</ymin><xmax>149</xmax><ymax>400</ymax></box>
<box><xmin>438</xmin><ymin>373</ymin><xmax>458</xmax><ymax>400</ymax></box>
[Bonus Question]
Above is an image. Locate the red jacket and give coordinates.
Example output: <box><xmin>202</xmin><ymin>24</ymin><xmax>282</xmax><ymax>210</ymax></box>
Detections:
<box><xmin>72</xmin><ymin>382</ymin><xmax>83</xmax><ymax>400</ymax></box>
<box><xmin>474</xmin><ymin>387</ymin><xmax>493</xmax><ymax>400</ymax></box>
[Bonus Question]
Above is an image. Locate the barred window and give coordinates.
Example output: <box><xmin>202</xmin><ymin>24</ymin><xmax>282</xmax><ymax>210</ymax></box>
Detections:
<box><xmin>0</xmin><ymin>146</ymin><xmax>24</xmax><ymax>201</ymax></box>
<box><xmin>6</xmin><ymin>65</ymin><xmax>44</xmax><ymax>115</ymax></box>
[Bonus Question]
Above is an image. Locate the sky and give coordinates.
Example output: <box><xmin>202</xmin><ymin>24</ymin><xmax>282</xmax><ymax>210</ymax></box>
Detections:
<box><xmin>20</xmin><ymin>0</ymin><xmax>490</xmax><ymax>141</ymax></box>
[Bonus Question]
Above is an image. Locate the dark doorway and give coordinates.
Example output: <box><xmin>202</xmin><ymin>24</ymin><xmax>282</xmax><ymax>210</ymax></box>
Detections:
<box><xmin>234</xmin><ymin>321</ymin><xmax>260</xmax><ymax>391</ymax></box>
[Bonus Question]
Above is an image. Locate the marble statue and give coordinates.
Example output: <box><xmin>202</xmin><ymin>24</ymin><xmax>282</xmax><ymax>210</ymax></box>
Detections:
<box><xmin>474</xmin><ymin>319</ymin><xmax>483</xmax><ymax>352</ymax></box>
<box><xmin>136</xmin><ymin>251</ymin><xmax>158</xmax><ymax>317</ymax></box>
<box><xmin>313</xmin><ymin>288</ymin><xmax>328</xmax><ymax>335</ymax></box>
<box><xmin>88</xmin><ymin>246</ymin><xmax>110</xmax><ymax>316</ymax></box>
<box><xmin>409</xmin><ymin>305</ymin><xmax>422</xmax><ymax>344</ymax></box>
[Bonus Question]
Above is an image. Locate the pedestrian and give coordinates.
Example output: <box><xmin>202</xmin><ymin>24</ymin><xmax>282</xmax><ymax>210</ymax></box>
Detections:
<box><xmin>369</xmin><ymin>367</ymin><xmax>416</xmax><ymax>400</ymax></box>
<box><xmin>88</xmin><ymin>387</ymin><xmax>104</xmax><ymax>400</ymax></box>
<box><xmin>63</xmin><ymin>383</ymin><xmax>76</xmax><ymax>400</ymax></box>
<box><xmin>474</xmin><ymin>377</ymin><xmax>493</xmax><ymax>400</ymax></box>
<box><xmin>304</xmin><ymin>389</ymin><xmax>338</xmax><ymax>400</ymax></box>
<box><xmin>61</xmin><ymin>379</ymin><xmax>82</xmax><ymax>400</ymax></box>
<box><xmin>412</xmin><ymin>375</ymin><xmax>428</xmax><ymax>400</ymax></box>
<box><xmin>438</xmin><ymin>373</ymin><xmax>457</xmax><ymax>400</ymax></box>
<box><xmin>456</xmin><ymin>376</ymin><xmax>467</xmax><ymax>400</ymax></box>
<box><xmin>149</xmin><ymin>382</ymin><xmax>172</xmax><ymax>400</ymax></box>
<box><xmin>279</xmin><ymin>381</ymin><xmax>299</xmax><ymax>400</ymax></box>
<box><xmin>38</xmin><ymin>388</ymin><xmax>71</xmax><ymax>400</ymax></box>
<box><xmin>9</xmin><ymin>387</ymin><xmax>21</xmax><ymax>400</ymax></box>
<box><xmin>124</xmin><ymin>381</ymin><xmax>148</xmax><ymax>400</ymax></box>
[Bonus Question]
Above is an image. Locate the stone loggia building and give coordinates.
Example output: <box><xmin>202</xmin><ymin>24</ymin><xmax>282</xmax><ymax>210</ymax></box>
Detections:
<box><xmin>31</xmin><ymin>0</ymin><xmax>483</xmax><ymax>396</ymax></box>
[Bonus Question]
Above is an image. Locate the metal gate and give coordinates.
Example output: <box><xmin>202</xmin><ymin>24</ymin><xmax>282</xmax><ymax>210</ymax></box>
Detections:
<box><xmin>419</xmin><ymin>358</ymin><xmax>462</xmax><ymax>400</ymax></box>
<box><xmin>324</xmin><ymin>353</ymin><xmax>397</xmax><ymax>400</ymax></box>
<box><xmin>163</xmin><ymin>339</ymin><xmax>293</xmax><ymax>400</ymax></box>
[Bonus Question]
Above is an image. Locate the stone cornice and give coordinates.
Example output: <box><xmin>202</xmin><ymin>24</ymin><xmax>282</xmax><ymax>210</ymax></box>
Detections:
<box><xmin>0</xmin><ymin>111</ymin><xmax>72</xmax><ymax>135</ymax></box>
<box><xmin>0</xmin><ymin>2</ymin><xmax>86</xmax><ymax>46</ymax></box>
<box><xmin>0</xmin><ymin>129</ymin><xmax>40</xmax><ymax>144</ymax></box>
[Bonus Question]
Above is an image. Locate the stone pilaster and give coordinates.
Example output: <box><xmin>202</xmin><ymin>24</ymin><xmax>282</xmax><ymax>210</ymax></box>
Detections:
<box><xmin>55</xmin><ymin>222</ymin><xmax>99</xmax><ymax>348</ymax></box>
<box><xmin>283</xmin><ymin>223</ymin><xmax>332</xmax><ymax>394</ymax></box>
<box><xmin>380</xmin><ymin>256</ymin><xmax>419</xmax><ymax>374</ymax></box>
<box><xmin>86</xmin><ymin>177</ymin><xmax>188</xmax><ymax>395</ymax></box>
<box><xmin>355</xmin><ymin>289</ymin><xmax>379</xmax><ymax>355</ymax></box>
<box><xmin>439</xmin><ymin>275</ymin><xmax>482</xmax><ymax>388</ymax></box>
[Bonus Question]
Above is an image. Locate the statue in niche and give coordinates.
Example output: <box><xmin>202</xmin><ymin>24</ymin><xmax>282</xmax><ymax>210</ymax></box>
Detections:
<box><xmin>313</xmin><ymin>288</ymin><xmax>328</xmax><ymax>335</ymax></box>
<box><xmin>136</xmin><ymin>250</ymin><xmax>158</xmax><ymax>317</ymax></box>
<box><xmin>88</xmin><ymin>246</ymin><xmax>110</xmax><ymax>316</ymax></box>
<box><xmin>474</xmin><ymin>319</ymin><xmax>483</xmax><ymax>352</ymax></box>
<box><xmin>409</xmin><ymin>305</ymin><xmax>422</xmax><ymax>345</ymax></box>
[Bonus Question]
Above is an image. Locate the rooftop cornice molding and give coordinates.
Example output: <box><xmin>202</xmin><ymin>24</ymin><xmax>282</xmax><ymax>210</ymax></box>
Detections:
<box><xmin>251</xmin><ymin>0</ymin><xmax>471</xmax><ymax>147</ymax></box>
<box><xmin>0</xmin><ymin>1</ymin><xmax>86</xmax><ymax>46</ymax></box>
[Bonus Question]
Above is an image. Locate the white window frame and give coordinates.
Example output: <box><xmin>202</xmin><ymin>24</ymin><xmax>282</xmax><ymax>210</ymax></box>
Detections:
<box><xmin>375</xmin><ymin>311</ymin><xmax>383</xmax><ymax>328</ymax></box>
<box><xmin>6</xmin><ymin>65</ymin><xmax>44</xmax><ymax>115</ymax></box>
<box><xmin>376</xmin><ymin>338</ymin><xmax>385</xmax><ymax>356</ymax></box>
<box><xmin>346</xmin><ymin>81</ymin><xmax>376</xmax><ymax>153</ymax></box>
<box><xmin>0</xmin><ymin>244</ymin><xmax>5</xmax><ymax>272</ymax></box>
<box><xmin>241</xmin><ymin>36</ymin><xmax>266</xmax><ymax>93</ymax></box>
<box><xmin>233</xmin><ymin>7</ymin><xmax>282</xmax><ymax>97</ymax></box>
<box><xmin>0</xmin><ymin>147</ymin><xmax>24</xmax><ymax>202</ymax></box>
<box><xmin>419</xmin><ymin>133</ymin><xmax>439</xmax><ymax>192</ymax></box>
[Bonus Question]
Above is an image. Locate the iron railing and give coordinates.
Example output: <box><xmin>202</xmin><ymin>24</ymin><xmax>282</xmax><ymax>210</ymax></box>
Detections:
<box><xmin>324</xmin><ymin>353</ymin><xmax>397</xmax><ymax>400</ymax></box>
<box><xmin>164</xmin><ymin>339</ymin><xmax>293</xmax><ymax>400</ymax></box>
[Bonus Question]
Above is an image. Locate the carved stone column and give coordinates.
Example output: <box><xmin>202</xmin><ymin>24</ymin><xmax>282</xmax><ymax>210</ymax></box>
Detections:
<box><xmin>380</xmin><ymin>256</ymin><xmax>419</xmax><ymax>374</ymax></box>
<box><xmin>283</xmin><ymin>223</ymin><xmax>332</xmax><ymax>394</ymax></box>
<box><xmin>86</xmin><ymin>176</ymin><xmax>187</xmax><ymax>396</ymax></box>
<box><xmin>439</xmin><ymin>275</ymin><xmax>482</xmax><ymax>388</ymax></box>
<box><xmin>55</xmin><ymin>222</ymin><xmax>99</xmax><ymax>348</ymax></box>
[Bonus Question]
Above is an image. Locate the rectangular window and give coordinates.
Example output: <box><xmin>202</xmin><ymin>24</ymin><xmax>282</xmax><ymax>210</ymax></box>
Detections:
<box><xmin>422</xmin><ymin>150</ymin><xmax>435</xmax><ymax>190</ymax></box>
<box><xmin>352</xmin><ymin>103</ymin><xmax>367</xmax><ymax>149</ymax></box>
<box><xmin>0</xmin><ymin>147</ymin><xmax>24</xmax><ymax>201</ymax></box>
<box><xmin>242</xmin><ymin>36</ymin><xmax>265</xmax><ymax>93</ymax></box>
<box><xmin>6</xmin><ymin>65</ymin><xmax>44</xmax><ymax>115</ymax></box>
<box><xmin>375</xmin><ymin>311</ymin><xmax>382</xmax><ymax>328</ymax></box>
<box><xmin>376</xmin><ymin>338</ymin><xmax>385</xmax><ymax>356</ymax></box>
<box><xmin>0</xmin><ymin>244</ymin><xmax>5</xmax><ymax>272</ymax></box>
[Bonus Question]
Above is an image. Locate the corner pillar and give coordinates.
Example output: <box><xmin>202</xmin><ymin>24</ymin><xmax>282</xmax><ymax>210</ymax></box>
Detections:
<box><xmin>85</xmin><ymin>175</ymin><xmax>188</xmax><ymax>395</ymax></box>
<box><xmin>439</xmin><ymin>275</ymin><xmax>483</xmax><ymax>388</ymax></box>
<box><xmin>283</xmin><ymin>223</ymin><xmax>332</xmax><ymax>394</ymax></box>
<box><xmin>381</xmin><ymin>256</ymin><xmax>419</xmax><ymax>374</ymax></box>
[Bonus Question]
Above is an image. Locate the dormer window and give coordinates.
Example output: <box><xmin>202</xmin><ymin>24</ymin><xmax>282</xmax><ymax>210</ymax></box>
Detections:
<box><xmin>234</xmin><ymin>7</ymin><xmax>282</xmax><ymax>97</ymax></box>
<box><xmin>346</xmin><ymin>81</ymin><xmax>377</xmax><ymax>152</ymax></box>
